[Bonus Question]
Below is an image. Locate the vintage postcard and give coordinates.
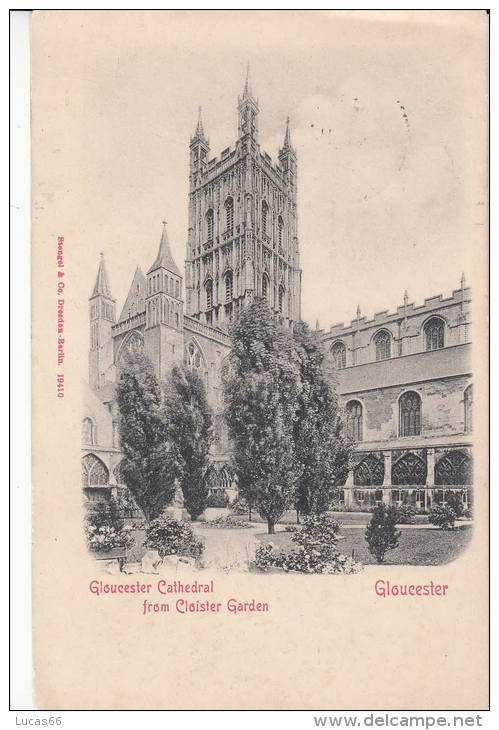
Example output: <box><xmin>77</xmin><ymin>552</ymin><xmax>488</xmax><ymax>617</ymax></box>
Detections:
<box><xmin>30</xmin><ymin>10</ymin><xmax>489</xmax><ymax>710</ymax></box>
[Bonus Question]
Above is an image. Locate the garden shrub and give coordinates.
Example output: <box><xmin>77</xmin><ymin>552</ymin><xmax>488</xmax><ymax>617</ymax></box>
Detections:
<box><xmin>442</xmin><ymin>492</ymin><xmax>464</xmax><ymax>518</ymax></box>
<box><xmin>365</xmin><ymin>504</ymin><xmax>401</xmax><ymax>563</ymax></box>
<box><xmin>254</xmin><ymin>514</ymin><xmax>362</xmax><ymax>574</ymax></box>
<box><xmin>144</xmin><ymin>516</ymin><xmax>204</xmax><ymax>559</ymax></box>
<box><xmin>84</xmin><ymin>498</ymin><xmax>135</xmax><ymax>552</ymax></box>
<box><xmin>429</xmin><ymin>505</ymin><xmax>456</xmax><ymax>530</ymax></box>
<box><xmin>205</xmin><ymin>515</ymin><xmax>251</xmax><ymax>529</ymax></box>
<box><xmin>396</xmin><ymin>504</ymin><xmax>416</xmax><ymax>524</ymax></box>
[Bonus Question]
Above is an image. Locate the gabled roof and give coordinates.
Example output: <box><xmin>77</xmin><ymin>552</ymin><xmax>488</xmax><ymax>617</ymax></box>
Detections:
<box><xmin>147</xmin><ymin>221</ymin><xmax>181</xmax><ymax>276</ymax></box>
<box><xmin>118</xmin><ymin>266</ymin><xmax>147</xmax><ymax>322</ymax></box>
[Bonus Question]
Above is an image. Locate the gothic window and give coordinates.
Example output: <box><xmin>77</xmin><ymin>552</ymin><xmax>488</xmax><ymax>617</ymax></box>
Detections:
<box><xmin>225</xmin><ymin>271</ymin><xmax>233</xmax><ymax>302</ymax></box>
<box><xmin>391</xmin><ymin>452</ymin><xmax>426</xmax><ymax>485</ymax></box>
<box><xmin>175</xmin><ymin>312</ymin><xmax>179</xmax><ymax>328</ymax></box>
<box><xmin>225</xmin><ymin>197</ymin><xmax>234</xmax><ymax>234</ymax></box>
<box><xmin>374</xmin><ymin>330</ymin><xmax>391</xmax><ymax>361</ymax></box>
<box><xmin>82</xmin><ymin>418</ymin><xmax>95</xmax><ymax>445</ymax></box>
<box><xmin>262</xmin><ymin>201</ymin><xmax>268</xmax><ymax>236</ymax></box>
<box><xmin>435</xmin><ymin>450</ymin><xmax>472</xmax><ymax>486</ymax></box>
<box><xmin>206</xmin><ymin>208</ymin><xmax>214</xmax><ymax>244</ymax></box>
<box><xmin>117</xmin><ymin>331</ymin><xmax>144</xmax><ymax>366</ymax></box>
<box><xmin>205</xmin><ymin>279</ymin><xmax>213</xmax><ymax>310</ymax></box>
<box><xmin>331</xmin><ymin>341</ymin><xmax>346</xmax><ymax>369</ymax></box>
<box><xmin>425</xmin><ymin>317</ymin><xmax>445</xmax><ymax>351</ymax></box>
<box><xmin>278</xmin><ymin>285</ymin><xmax>285</xmax><ymax>314</ymax></box>
<box><xmin>353</xmin><ymin>454</ymin><xmax>384</xmax><ymax>486</ymax></box>
<box><xmin>346</xmin><ymin>401</ymin><xmax>363</xmax><ymax>441</ymax></box>
<box><xmin>262</xmin><ymin>274</ymin><xmax>269</xmax><ymax>301</ymax></box>
<box><xmin>81</xmin><ymin>454</ymin><xmax>109</xmax><ymax>487</ymax></box>
<box><xmin>399</xmin><ymin>391</ymin><xmax>421</xmax><ymax>437</ymax></box>
<box><xmin>175</xmin><ymin>280</ymin><xmax>180</xmax><ymax>299</ymax></box>
<box><xmin>278</xmin><ymin>216</ymin><xmax>284</xmax><ymax>248</ymax></box>
<box><xmin>464</xmin><ymin>385</ymin><xmax>473</xmax><ymax>433</ymax></box>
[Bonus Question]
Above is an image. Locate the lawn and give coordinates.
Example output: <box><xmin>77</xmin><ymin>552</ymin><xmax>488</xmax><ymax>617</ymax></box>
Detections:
<box><xmin>256</xmin><ymin>524</ymin><xmax>473</xmax><ymax>566</ymax></box>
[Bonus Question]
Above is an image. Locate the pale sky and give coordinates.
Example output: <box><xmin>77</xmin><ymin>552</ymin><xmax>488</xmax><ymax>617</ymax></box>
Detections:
<box><xmin>33</xmin><ymin>10</ymin><xmax>487</xmax><ymax>335</ymax></box>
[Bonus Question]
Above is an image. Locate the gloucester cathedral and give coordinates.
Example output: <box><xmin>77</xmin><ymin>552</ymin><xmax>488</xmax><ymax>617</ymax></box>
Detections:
<box><xmin>81</xmin><ymin>70</ymin><xmax>473</xmax><ymax>513</ymax></box>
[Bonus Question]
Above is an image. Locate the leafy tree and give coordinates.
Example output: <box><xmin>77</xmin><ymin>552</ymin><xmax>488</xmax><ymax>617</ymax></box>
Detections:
<box><xmin>116</xmin><ymin>350</ymin><xmax>175</xmax><ymax>522</ymax></box>
<box><xmin>441</xmin><ymin>491</ymin><xmax>464</xmax><ymax>518</ymax></box>
<box><xmin>365</xmin><ymin>504</ymin><xmax>402</xmax><ymax>563</ymax></box>
<box><xmin>292</xmin><ymin>322</ymin><xmax>353</xmax><ymax>516</ymax></box>
<box><xmin>223</xmin><ymin>299</ymin><xmax>301</xmax><ymax>534</ymax></box>
<box><xmin>163</xmin><ymin>364</ymin><xmax>213</xmax><ymax>520</ymax></box>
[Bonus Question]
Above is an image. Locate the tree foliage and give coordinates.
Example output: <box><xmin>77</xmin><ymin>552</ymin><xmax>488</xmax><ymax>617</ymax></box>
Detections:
<box><xmin>365</xmin><ymin>504</ymin><xmax>402</xmax><ymax>563</ymax></box>
<box><xmin>223</xmin><ymin>299</ymin><xmax>301</xmax><ymax>533</ymax></box>
<box><xmin>163</xmin><ymin>364</ymin><xmax>213</xmax><ymax>520</ymax></box>
<box><xmin>292</xmin><ymin>322</ymin><xmax>353</xmax><ymax>515</ymax></box>
<box><xmin>116</xmin><ymin>350</ymin><xmax>175</xmax><ymax>522</ymax></box>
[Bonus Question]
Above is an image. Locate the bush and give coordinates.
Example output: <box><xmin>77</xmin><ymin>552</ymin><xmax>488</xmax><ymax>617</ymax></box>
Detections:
<box><xmin>84</xmin><ymin>497</ymin><xmax>135</xmax><ymax>552</ymax></box>
<box><xmin>396</xmin><ymin>504</ymin><xmax>416</xmax><ymax>524</ymax></box>
<box><xmin>144</xmin><ymin>516</ymin><xmax>204</xmax><ymax>559</ymax></box>
<box><xmin>442</xmin><ymin>492</ymin><xmax>464</xmax><ymax>518</ymax></box>
<box><xmin>429</xmin><ymin>505</ymin><xmax>456</xmax><ymax>530</ymax></box>
<box><xmin>205</xmin><ymin>515</ymin><xmax>251</xmax><ymax>529</ymax></box>
<box><xmin>206</xmin><ymin>491</ymin><xmax>230</xmax><ymax>508</ymax></box>
<box><xmin>284</xmin><ymin>524</ymin><xmax>300</xmax><ymax>532</ymax></box>
<box><xmin>86</xmin><ymin>524</ymin><xmax>135</xmax><ymax>552</ymax></box>
<box><xmin>462</xmin><ymin>507</ymin><xmax>473</xmax><ymax>519</ymax></box>
<box><xmin>365</xmin><ymin>504</ymin><xmax>401</xmax><ymax>563</ymax></box>
<box><xmin>254</xmin><ymin>514</ymin><xmax>362</xmax><ymax>574</ymax></box>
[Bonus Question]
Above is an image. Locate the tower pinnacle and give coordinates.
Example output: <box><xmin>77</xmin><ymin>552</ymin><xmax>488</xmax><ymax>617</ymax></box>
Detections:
<box><xmin>283</xmin><ymin>116</ymin><xmax>292</xmax><ymax>148</ymax></box>
<box><xmin>148</xmin><ymin>220</ymin><xmax>181</xmax><ymax>276</ymax></box>
<box><xmin>242</xmin><ymin>62</ymin><xmax>252</xmax><ymax>99</ymax></box>
<box><xmin>195</xmin><ymin>105</ymin><xmax>205</xmax><ymax>138</ymax></box>
<box><xmin>92</xmin><ymin>252</ymin><xmax>113</xmax><ymax>299</ymax></box>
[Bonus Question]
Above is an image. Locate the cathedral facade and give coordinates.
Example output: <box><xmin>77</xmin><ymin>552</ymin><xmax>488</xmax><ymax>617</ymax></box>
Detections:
<box><xmin>81</xmin><ymin>71</ymin><xmax>473</xmax><ymax>512</ymax></box>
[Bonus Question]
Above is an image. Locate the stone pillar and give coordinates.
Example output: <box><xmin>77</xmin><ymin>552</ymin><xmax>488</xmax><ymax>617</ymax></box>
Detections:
<box><xmin>425</xmin><ymin>448</ymin><xmax>435</xmax><ymax>510</ymax></box>
<box><xmin>344</xmin><ymin>469</ymin><xmax>354</xmax><ymax>508</ymax></box>
<box><xmin>382</xmin><ymin>451</ymin><xmax>392</xmax><ymax>504</ymax></box>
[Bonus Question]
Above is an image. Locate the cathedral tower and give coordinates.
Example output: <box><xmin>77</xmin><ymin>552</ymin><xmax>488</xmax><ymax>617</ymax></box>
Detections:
<box><xmin>144</xmin><ymin>221</ymin><xmax>184</xmax><ymax>379</ymax></box>
<box><xmin>185</xmin><ymin>66</ymin><xmax>302</xmax><ymax>329</ymax></box>
<box><xmin>89</xmin><ymin>253</ymin><xmax>116</xmax><ymax>390</ymax></box>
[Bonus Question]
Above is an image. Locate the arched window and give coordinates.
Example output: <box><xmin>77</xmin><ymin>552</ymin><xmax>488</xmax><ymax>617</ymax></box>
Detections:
<box><xmin>425</xmin><ymin>317</ymin><xmax>444</xmax><ymax>351</ymax></box>
<box><xmin>225</xmin><ymin>271</ymin><xmax>233</xmax><ymax>302</ymax></box>
<box><xmin>435</xmin><ymin>450</ymin><xmax>472</xmax><ymax>486</ymax></box>
<box><xmin>206</xmin><ymin>208</ymin><xmax>214</xmax><ymax>244</ymax></box>
<box><xmin>374</xmin><ymin>331</ymin><xmax>391</xmax><ymax>361</ymax></box>
<box><xmin>184</xmin><ymin>341</ymin><xmax>206</xmax><ymax>384</ymax></box>
<box><xmin>82</xmin><ymin>418</ymin><xmax>95</xmax><ymax>445</ymax></box>
<box><xmin>205</xmin><ymin>279</ymin><xmax>213</xmax><ymax>310</ymax></box>
<box><xmin>262</xmin><ymin>273</ymin><xmax>269</xmax><ymax>301</ymax></box>
<box><xmin>353</xmin><ymin>454</ymin><xmax>384</xmax><ymax>486</ymax></box>
<box><xmin>278</xmin><ymin>285</ymin><xmax>285</xmax><ymax>314</ymax></box>
<box><xmin>399</xmin><ymin>391</ymin><xmax>421</xmax><ymax>437</ymax></box>
<box><xmin>391</xmin><ymin>452</ymin><xmax>426</xmax><ymax>485</ymax></box>
<box><xmin>346</xmin><ymin>401</ymin><xmax>363</xmax><ymax>441</ymax></box>
<box><xmin>81</xmin><ymin>454</ymin><xmax>109</xmax><ymax>487</ymax></box>
<box><xmin>278</xmin><ymin>216</ymin><xmax>284</xmax><ymax>247</ymax></box>
<box><xmin>225</xmin><ymin>197</ymin><xmax>234</xmax><ymax>234</ymax></box>
<box><xmin>331</xmin><ymin>341</ymin><xmax>346</xmax><ymax>369</ymax></box>
<box><xmin>464</xmin><ymin>385</ymin><xmax>473</xmax><ymax>433</ymax></box>
<box><xmin>262</xmin><ymin>201</ymin><xmax>268</xmax><ymax>236</ymax></box>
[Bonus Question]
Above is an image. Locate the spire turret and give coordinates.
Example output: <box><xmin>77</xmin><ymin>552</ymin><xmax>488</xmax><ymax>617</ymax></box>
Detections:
<box><xmin>148</xmin><ymin>221</ymin><xmax>181</xmax><ymax>276</ymax></box>
<box><xmin>194</xmin><ymin>105</ymin><xmax>206</xmax><ymax>140</ymax></box>
<box><xmin>238</xmin><ymin>63</ymin><xmax>259</xmax><ymax>145</ymax></box>
<box><xmin>283</xmin><ymin>116</ymin><xmax>292</xmax><ymax>149</ymax></box>
<box><xmin>92</xmin><ymin>252</ymin><xmax>113</xmax><ymax>299</ymax></box>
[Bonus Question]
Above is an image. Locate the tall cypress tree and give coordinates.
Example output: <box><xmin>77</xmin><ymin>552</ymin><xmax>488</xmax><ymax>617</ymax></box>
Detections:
<box><xmin>223</xmin><ymin>299</ymin><xmax>301</xmax><ymax>534</ymax></box>
<box><xmin>116</xmin><ymin>351</ymin><xmax>175</xmax><ymax>522</ymax></box>
<box><xmin>163</xmin><ymin>364</ymin><xmax>213</xmax><ymax>520</ymax></box>
<box><xmin>293</xmin><ymin>322</ymin><xmax>353</xmax><ymax>516</ymax></box>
